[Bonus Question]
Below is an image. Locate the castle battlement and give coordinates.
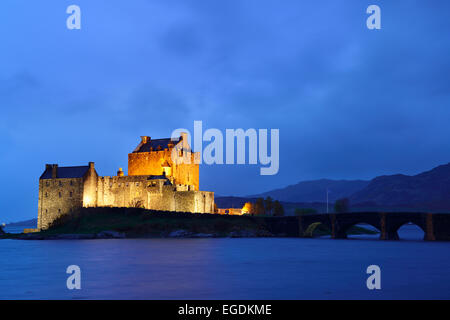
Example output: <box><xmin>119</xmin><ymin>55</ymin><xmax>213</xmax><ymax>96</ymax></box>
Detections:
<box><xmin>37</xmin><ymin>134</ymin><xmax>214</xmax><ymax>230</ymax></box>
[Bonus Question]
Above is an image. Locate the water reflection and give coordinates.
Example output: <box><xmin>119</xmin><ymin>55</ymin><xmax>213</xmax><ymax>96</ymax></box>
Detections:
<box><xmin>0</xmin><ymin>230</ymin><xmax>449</xmax><ymax>300</ymax></box>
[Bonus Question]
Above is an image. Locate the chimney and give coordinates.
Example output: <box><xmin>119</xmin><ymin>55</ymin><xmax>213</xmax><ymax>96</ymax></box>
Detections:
<box><xmin>141</xmin><ymin>136</ymin><xmax>150</xmax><ymax>144</ymax></box>
<box><xmin>180</xmin><ymin>132</ymin><xmax>189</xmax><ymax>149</ymax></box>
<box><xmin>51</xmin><ymin>164</ymin><xmax>58</xmax><ymax>179</ymax></box>
<box><xmin>89</xmin><ymin>162</ymin><xmax>95</xmax><ymax>170</ymax></box>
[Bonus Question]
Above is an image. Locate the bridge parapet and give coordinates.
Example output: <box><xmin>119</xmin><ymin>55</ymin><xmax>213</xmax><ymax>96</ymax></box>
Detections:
<box><xmin>294</xmin><ymin>212</ymin><xmax>450</xmax><ymax>241</ymax></box>
<box><xmin>431</xmin><ymin>213</ymin><xmax>450</xmax><ymax>241</ymax></box>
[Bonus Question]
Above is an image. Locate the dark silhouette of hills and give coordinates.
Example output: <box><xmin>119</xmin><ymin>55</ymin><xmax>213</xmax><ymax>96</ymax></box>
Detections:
<box><xmin>248</xmin><ymin>163</ymin><xmax>450</xmax><ymax>211</ymax></box>
<box><xmin>249</xmin><ymin>179</ymin><xmax>370</xmax><ymax>203</ymax></box>
<box><xmin>6</xmin><ymin>218</ymin><xmax>37</xmax><ymax>227</ymax></box>
<box><xmin>350</xmin><ymin>163</ymin><xmax>450</xmax><ymax>210</ymax></box>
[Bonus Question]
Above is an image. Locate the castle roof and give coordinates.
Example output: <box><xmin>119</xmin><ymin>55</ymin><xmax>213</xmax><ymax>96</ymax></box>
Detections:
<box><xmin>40</xmin><ymin>166</ymin><xmax>90</xmax><ymax>180</ymax></box>
<box><xmin>147</xmin><ymin>175</ymin><xmax>172</xmax><ymax>185</ymax></box>
<box><xmin>148</xmin><ymin>175</ymin><xmax>167</xmax><ymax>180</ymax></box>
<box><xmin>133</xmin><ymin>137</ymin><xmax>180</xmax><ymax>153</ymax></box>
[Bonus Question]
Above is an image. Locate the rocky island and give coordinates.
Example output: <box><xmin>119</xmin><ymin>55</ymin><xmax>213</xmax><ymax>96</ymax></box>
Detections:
<box><xmin>0</xmin><ymin>207</ymin><xmax>377</xmax><ymax>240</ymax></box>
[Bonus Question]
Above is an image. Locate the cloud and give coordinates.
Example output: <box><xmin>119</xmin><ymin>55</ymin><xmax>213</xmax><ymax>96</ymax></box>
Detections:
<box><xmin>2</xmin><ymin>0</ymin><xmax>450</xmax><ymax>221</ymax></box>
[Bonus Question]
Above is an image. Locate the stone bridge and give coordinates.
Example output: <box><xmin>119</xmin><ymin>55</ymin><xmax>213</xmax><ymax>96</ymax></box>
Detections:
<box><xmin>265</xmin><ymin>212</ymin><xmax>450</xmax><ymax>241</ymax></box>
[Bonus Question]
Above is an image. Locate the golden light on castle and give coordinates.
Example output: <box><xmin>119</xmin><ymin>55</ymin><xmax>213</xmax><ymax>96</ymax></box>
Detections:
<box><xmin>36</xmin><ymin>134</ymin><xmax>215</xmax><ymax>230</ymax></box>
<box><xmin>83</xmin><ymin>196</ymin><xmax>92</xmax><ymax>207</ymax></box>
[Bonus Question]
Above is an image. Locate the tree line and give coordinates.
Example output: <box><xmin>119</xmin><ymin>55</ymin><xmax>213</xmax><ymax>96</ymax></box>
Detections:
<box><xmin>243</xmin><ymin>197</ymin><xmax>285</xmax><ymax>216</ymax></box>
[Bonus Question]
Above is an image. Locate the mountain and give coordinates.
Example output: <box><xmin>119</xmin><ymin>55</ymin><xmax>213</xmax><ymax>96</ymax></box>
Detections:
<box><xmin>248</xmin><ymin>163</ymin><xmax>450</xmax><ymax>211</ymax></box>
<box><xmin>249</xmin><ymin>179</ymin><xmax>370</xmax><ymax>203</ymax></box>
<box><xmin>350</xmin><ymin>163</ymin><xmax>450</xmax><ymax>210</ymax></box>
<box><xmin>6</xmin><ymin>218</ymin><xmax>37</xmax><ymax>227</ymax></box>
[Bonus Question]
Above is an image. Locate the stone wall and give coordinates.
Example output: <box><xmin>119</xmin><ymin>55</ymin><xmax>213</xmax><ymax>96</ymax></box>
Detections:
<box><xmin>218</xmin><ymin>208</ymin><xmax>243</xmax><ymax>215</ymax></box>
<box><xmin>96</xmin><ymin>175</ymin><xmax>153</xmax><ymax>208</ymax></box>
<box><xmin>38</xmin><ymin>173</ymin><xmax>214</xmax><ymax>230</ymax></box>
<box><xmin>37</xmin><ymin>177</ymin><xmax>84</xmax><ymax>230</ymax></box>
<box><xmin>95</xmin><ymin>175</ymin><xmax>213</xmax><ymax>214</ymax></box>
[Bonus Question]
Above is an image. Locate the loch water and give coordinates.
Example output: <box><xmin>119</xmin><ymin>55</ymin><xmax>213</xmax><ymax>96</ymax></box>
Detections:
<box><xmin>0</xmin><ymin>224</ymin><xmax>449</xmax><ymax>299</ymax></box>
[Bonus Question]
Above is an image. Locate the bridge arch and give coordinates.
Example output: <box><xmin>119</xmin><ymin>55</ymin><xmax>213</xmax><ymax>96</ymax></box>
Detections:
<box><xmin>303</xmin><ymin>222</ymin><xmax>328</xmax><ymax>237</ymax></box>
<box><xmin>299</xmin><ymin>215</ymin><xmax>333</xmax><ymax>238</ymax></box>
<box><xmin>389</xmin><ymin>221</ymin><xmax>427</xmax><ymax>240</ymax></box>
<box><xmin>298</xmin><ymin>212</ymin><xmax>442</xmax><ymax>241</ymax></box>
<box><xmin>335</xmin><ymin>221</ymin><xmax>381</xmax><ymax>239</ymax></box>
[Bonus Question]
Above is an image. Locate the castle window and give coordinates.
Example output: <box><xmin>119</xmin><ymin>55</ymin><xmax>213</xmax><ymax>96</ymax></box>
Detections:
<box><xmin>45</xmin><ymin>192</ymin><xmax>48</xmax><ymax>198</ymax></box>
<box><xmin>59</xmin><ymin>192</ymin><xmax>62</xmax><ymax>198</ymax></box>
<box><xmin>58</xmin><ymin>209</ymin><xmax>61</xmax><ymax>213</ymax></box>
<box><xmin>136</xmin><ymin>183</ymin><xmax>139</xmax><ymax>186</ymax></box>
<box><xmin>59</xmin><ymin>181</ymin><xmax>62</xmax><ymax>187</ymax></box>
<box><xmin>46</xmin><ymin>181</ymin><xmax>49</xmax><ymax>186</ymax></box>
<box><xmin>126</xmin><ymin>183</ymin><xmax>129</xmax><ymax>187</ymax></box>
<box><xmin>70</xmin><ymin>180</ymin><xmax>73</xmax><ymax>186</ymax></box>
<box><xmin>45</xmin><ymin>209</ymin><xmax>48</xmax><ymax>213</ymax></box>
<box><xmin>69</xmin><ymin>192</ymin><xmax>73</xmax><ymax>198</ymax></box>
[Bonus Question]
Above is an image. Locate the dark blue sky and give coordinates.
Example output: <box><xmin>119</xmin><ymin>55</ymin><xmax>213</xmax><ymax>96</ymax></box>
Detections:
<box><xmin>1</xmin><ymin>1</ymin><xmax>450</xmax><ymax>222</ymax></box>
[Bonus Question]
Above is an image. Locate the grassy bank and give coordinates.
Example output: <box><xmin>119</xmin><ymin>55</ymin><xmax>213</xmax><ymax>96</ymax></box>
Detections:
<box><xmin>1</xmin><ymin>207</ymin><xmax>379</xmax><ymax>239</ymax></box>
<box><xmin>43</xmin><ymin>207</ymin><xmax>267</xmax><ymax>237</ymax></box>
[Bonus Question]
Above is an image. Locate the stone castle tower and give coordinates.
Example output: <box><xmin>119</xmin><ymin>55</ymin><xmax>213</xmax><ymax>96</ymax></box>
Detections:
<box><xmin>128</xmin><ymin>133</ymin><xmax>200</xmax><ymax>190</ymax></box>
<box><xmin>37</xmin><ymin>134</ymin><xmax>214</xmax><ymax>230</ymax></box>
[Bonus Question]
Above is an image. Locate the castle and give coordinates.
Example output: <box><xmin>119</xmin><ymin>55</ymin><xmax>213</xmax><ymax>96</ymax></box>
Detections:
<box><xmin>37</xmin><ymin>133</ymin><xmax>215</xmax><ymax>230</ymax></box>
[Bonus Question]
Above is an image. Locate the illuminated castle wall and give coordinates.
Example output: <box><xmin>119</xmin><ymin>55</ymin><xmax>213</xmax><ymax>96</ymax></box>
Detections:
<box><xmin>128</xmin><ymin>133</ymin><xmax>200</xmax><ymax>191</ymax></box>
<box><xmin>37</xmin><ymin>134</ymin><xmax>214</xmax><ymax>230</ymax></box>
